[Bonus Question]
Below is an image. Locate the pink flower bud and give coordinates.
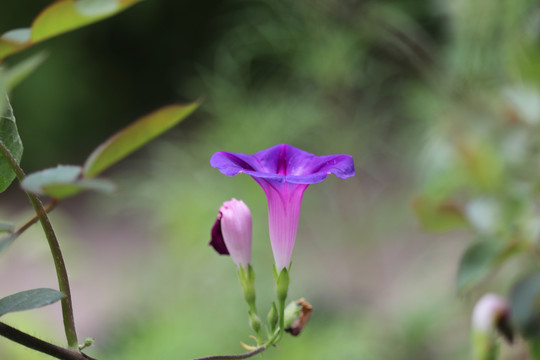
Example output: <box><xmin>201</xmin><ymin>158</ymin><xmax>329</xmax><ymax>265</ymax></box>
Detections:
<box><xmin>209</xmin><ymin>199</ymin><xmax>252</xmax><ymax>268</ymax></box>
<box><xmin>472</xmin><ymin>293</ymin><xmax>513</xmax><ymax>342</ymax></box>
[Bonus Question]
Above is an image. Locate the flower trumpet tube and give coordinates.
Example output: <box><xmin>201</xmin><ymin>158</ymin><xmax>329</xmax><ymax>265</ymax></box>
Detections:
<box><xmin>210</xmin><ymin>144</ymin><xmax>355</xmax><ymax>271</ymax></box>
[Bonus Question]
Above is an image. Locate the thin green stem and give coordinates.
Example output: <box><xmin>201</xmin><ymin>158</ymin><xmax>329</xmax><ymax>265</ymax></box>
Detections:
<box><xmin>13</xmin><ymin>199</ymin><xmax>58</xmax><ymax>238</ymax></box>
<box><xmin>0</xmin><ymin>141</ymin><xmax>78</xmax><ymax>348</ymax></box>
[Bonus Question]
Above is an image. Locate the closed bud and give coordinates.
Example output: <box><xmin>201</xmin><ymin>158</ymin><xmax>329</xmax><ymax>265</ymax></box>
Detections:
<box><xmin>249</xmin><ymin>311</ymin><xmax>262</xmax><ymax>335</ymax></box>
<box><xmin>472</xmin><ymin>293</ymin><xmax>512</xmax><ymax>342</ymax></box>
<box><xmin>209</xmin><ymin>199</ymin><xmax>252</xmax><ymax>269</ymax></box>
<box><xmin>472</xmin><ymin>293</ymin><xmax>513</xmax><ymax>360</ymax></box>
<box><xmin>239</xmin><ymin>265</ymin><xmax>257</xmax><ymax>309</ymax></box>
<box><xmin>267</xmin><ymin>302</ymin><xmax>279</xmax><ymax>333</ymax></box>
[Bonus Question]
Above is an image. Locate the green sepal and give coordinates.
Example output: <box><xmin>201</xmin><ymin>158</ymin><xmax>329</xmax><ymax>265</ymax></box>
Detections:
<box><xmin>248</xmin><ymin>310</ymin><xmax>262</xmax><ymax>336</ymax></box>
<box><xmin>272</xmin><ymin>264</ymin><xmax>279</xmax><ymax>282</ymax></box>
<box><xmin>238</xmin><ymin>264</ymin><xmax>257</xmax><ymax>311</ymax></box>
<box><xmin>275</xmin><ymin>267</ymin><xmax>290</xmax><ymax>304</ymax></box>
<box><xmin>267</xmin><ymin>301</ymin><xmax>278</xmax><ymax>334</ymax></box>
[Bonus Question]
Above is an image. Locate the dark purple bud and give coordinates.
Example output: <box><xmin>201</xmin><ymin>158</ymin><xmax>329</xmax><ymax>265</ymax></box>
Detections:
<box><xmin>209</xmin><ymin>213</ymin><xmax>229</xmax><ymax>255</ymax></box>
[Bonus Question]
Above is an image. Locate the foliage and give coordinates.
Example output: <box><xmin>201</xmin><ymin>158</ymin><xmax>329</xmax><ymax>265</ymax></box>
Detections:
<box><xmin>2</xmin><ymin>0</ymin><xmax>540</xmax><ymax>359</ymax></box>
<box><xmin>413</xmin><ymin>0</ymin><xmax>540</xmax><ymax>357</ymax></box>
<box><xmin>0</xmin><ymin>1</ymin><xmax>200</xmax><ymax>359</ymax></box>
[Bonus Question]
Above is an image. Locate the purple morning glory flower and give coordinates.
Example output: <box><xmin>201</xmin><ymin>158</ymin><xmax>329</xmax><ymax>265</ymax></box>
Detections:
<box><xmin>210</xmin><ymin>198</ymin><xmax>253</xmax><ymax>268</ymax></box>
<box><xmin>210</xmin><ymin>144</ymin><xmax>355</xmax><ymax>270</ymax></box>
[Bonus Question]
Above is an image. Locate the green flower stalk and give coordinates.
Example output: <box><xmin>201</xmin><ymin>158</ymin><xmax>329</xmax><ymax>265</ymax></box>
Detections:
<box><xmin>274</xmin><ymin>266</ymin><xmax>290</xmax><ymax>342</ymax></box>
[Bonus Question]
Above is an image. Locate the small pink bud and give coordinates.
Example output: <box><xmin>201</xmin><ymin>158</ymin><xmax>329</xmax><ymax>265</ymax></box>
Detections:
<box><xmin>209</xmin><ymin>199</ymin><xmax>252</xmax><ymax>268</ymax></box>
<box><xmin>472</xmin><ymin>293</ymin><xmax>513</xmax><ymax>343</ymax></box>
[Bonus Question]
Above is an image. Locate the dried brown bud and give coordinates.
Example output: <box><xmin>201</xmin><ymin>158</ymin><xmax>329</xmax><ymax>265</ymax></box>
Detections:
<box><xmin>285</xmin><ymin>298</ymin><xmax>313</xmax><ymax>336</ymax></box>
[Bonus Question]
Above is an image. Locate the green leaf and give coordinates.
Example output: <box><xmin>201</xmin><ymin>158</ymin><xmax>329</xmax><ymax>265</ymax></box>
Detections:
<box><xmin>0</xmin><ymin>222</ymin><xmax>13</xmax><ymax>233</ymax></box>
<box><xmin>32</xmin><ymin>0</ymin><xmax>140</xmax><ymax>42</ymax></box>
<box><xmin>21</xmin><ymin>165</ymin><xmax>115</xmax><ymax>199</ymax></box>
<box><xmin>0</xmin><ymin>97</ymin><xmax>23</xmax><ymax>193</ymax></box>
<box><xmin>0</xmin><ymin>232</ymin><xmax>17</xmax><ymax>254</ymax></box>
<box><xmin>0</xmin><ymin>288</ymin><xmax>65</xmax><ymax>317</ymax></box>
<box><xmin>0</xmin><ymin>0</ymin><xmax>140</xmax><ymax>61</ymax></box>
<box><xmin>412</xmin><ymin>195</ymin><xmax>468</xmax><ymax>232</ymax></box>
<box><xmin>83</xmin><ymin>101</ymin><xmax>201</xmax><ymax>178</ymax></box>
<box><xmin>510</xmin><ymin>272</ymin><xmax>540</xmax><ymax>340</ymax></box>
<box><xmin>3</xmin><ymin>52</ymin><xmax>48</xmax><ymax>90</ymax></box>
<box><xmin>456</xmin><ymin>238</ymin><xmax>518</xmax><ymax>294</ymax></box>
<box><xmin>0</xmin><ymin>29</ymin><xmax>31</xmax><ymax>60</ymax></box>
<box><xmin>75</xmin><ymin>0</ymin><xmax>122</xmax><ymax>16</ymax></box>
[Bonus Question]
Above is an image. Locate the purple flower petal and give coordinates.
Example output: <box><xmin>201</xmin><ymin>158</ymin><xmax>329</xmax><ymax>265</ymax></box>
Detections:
<box><xmin>210</xmin><ymin>144</ymin><xmax>355</xmax><ymax>184</ymax></box>
<box><xmin>210</xmin><ymin>144</ymin><xmax>355</xmax><ymax>270</ymax></box>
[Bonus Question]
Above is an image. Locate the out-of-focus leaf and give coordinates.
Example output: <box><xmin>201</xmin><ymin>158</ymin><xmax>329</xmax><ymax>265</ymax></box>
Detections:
<box><xmin>21</xmin><ymin>165</ymin><xmax>115</xmax><ymax>199</ymax></box>
<box><xmin>0</xmin><ymin>222</ymin><xmax>16</xmax><ymax>254</ymax></box>
<box><xmin>456</xmin><ymin>139</ymin><xmax>504</xmax><ymax>191</ymax></box>
<box><xmin>32</xmin><ymin>0</ymin><xmax>140</xmax><ymax>42</ymax></box>
<box><xmin>0</xmin><ymin>0</ymin><xmax>140</xmax><ymax>61</ymax></box>
<box><xmin>0</xmin><ymin>78</ymin><xmax>5</xmax><ymax>120</ymax></box>
<box><xmin>510</xmin><ymin>272</ymin><xmax>540</xmax><ymax>339</ymax></box>
<box><xmin>0</xmin><ymin>232</ymin><xmax>16</xmax><ymax>254</ymax></box>
<box><xmin>456</xmin><ymin>239</ymin><xmax>518</xmax><ymax>294</ymax></box>
<box><xmin>412</xmin><ymin>195</ymin><xmax>468</xmax><ymax>232</ymax></box>
<box><xmin>0</xmin><ymin>29</ymin><xmax>31</xmax><ymax>60</ymax></box>
<box><xmin>75</xmin><ymin>0</ymin><xmax>121</xmax><ymax>16</ymax></box>
<box><xmin>83</xmin><ymin>101</ymin><xmax>201</xmax><ymax>178</ymax></box>
<box><xmin>0</xmin><ymin>222</ymin><xmax>13</xmax><ymax>233</ymax></box>
<box><xmin>3</xmin><ymin>52</ymin><xmax>48</xmax><ymax>90</ymax></box>
<box><xmin>0</xmin><ymin>288</ymin><xmax>65</xmax><ymax>317</ymax></box>
<box><xmin>0</xmin><ymin>98</ymin><xmax>23</xmax><ymax>193</ymax></box>
<box><xmin>464</xmin><ymin>198</ymin><xmax>501</xmax><ymax>235</ymax></box>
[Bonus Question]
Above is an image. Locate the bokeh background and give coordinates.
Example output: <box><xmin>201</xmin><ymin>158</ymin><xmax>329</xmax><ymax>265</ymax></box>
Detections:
<box><xmin>1</xmin><ymin>0</ymin><xmax>539</xmax><ymax>359</ymax></box>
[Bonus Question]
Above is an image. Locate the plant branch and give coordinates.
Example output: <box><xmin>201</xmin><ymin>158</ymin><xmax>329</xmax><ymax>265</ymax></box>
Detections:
<box><xmin>0</xmin><ymin>322</ymin><xmax>95</xmax><ymax>360</ymax></box>
<box><xmin>13</xmin><ymin>199</ymin><xmax>58</xmax><ymax>238</ymax></box>
<box><xmin>0</xmin><ymin>141</ymin><xmax>78</xmax><ymax>348</ymax></box>
<box><xmin>191</xmin><ymin>346</ymin><xmax>266</xmax><ymax>360</ymax></box>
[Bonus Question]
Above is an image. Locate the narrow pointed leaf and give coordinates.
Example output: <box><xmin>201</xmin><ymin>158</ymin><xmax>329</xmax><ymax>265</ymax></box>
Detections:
<box><xmin>83</xmin><ymin>101</ymin><xmax>201</xmax><ymax>178</ymax></box>
<box><xmin>32</xmin><ymin>0</ymin><xmax>141</xmax><ymax>42</ymax></box>
<box><xmin>0</xmin><ymin>98</ymin><xmax>23</xmax><ymax>193</ymax></box>
<box><xmin>21</xmin><ymin>165</ymin><xmax>115</xmax><ymax>199</ymax></box>
<box><xmin>0</xmin><ymin>0</ymin><xmax>140</xmax><ymax>61</ymax></box>
<box><xmin>0</xmin><ymin>288</ymin><xmax>65</xmax><ymax>317</ymax></box>
<box><xmin>4</xmin><ymin>52</ymin><xmax>48</xmax><ymax>90</ymax></box>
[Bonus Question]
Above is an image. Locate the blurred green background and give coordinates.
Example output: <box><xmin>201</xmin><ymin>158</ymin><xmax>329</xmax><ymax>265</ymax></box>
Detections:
<box><xmin>1</xmin><ymin>0</ymin><xmax>539</xmax><ymax>359</ymax></box>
